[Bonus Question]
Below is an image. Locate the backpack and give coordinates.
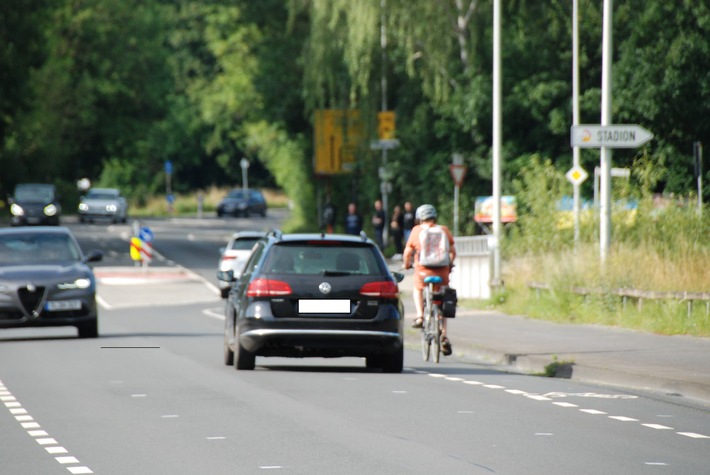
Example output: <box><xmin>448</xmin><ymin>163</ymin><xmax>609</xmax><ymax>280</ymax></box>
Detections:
<box><xmin>418</xmin><ymin>225</ymin><xmax>450</xmax><ymax>267</ymax></box>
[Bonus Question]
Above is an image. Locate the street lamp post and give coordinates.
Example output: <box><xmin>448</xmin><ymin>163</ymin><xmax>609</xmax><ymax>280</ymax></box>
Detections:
<box><xmin>240</xmin><ymin>158</ymin><xmax>250</xmax><ymax>190</ymax></box>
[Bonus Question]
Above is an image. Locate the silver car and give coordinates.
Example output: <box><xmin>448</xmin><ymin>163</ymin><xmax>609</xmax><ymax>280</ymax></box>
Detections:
<box><xmin>217</xmin><ymin>231</ymin><xmax>265</xmax><ymax>298</ymax></box>
<box><xmin>78</xmin><ymin>188</ymin><xmax>128</xmax><ymax>224</ymax></box>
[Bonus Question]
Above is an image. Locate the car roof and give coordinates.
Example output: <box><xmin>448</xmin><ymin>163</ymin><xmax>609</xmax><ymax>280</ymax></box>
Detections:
<box><xmin>0</xmin><ymin>226</ymin><xmax>72</xmax><ymax>237</ymax></box>
<box><xmin>230</xmin><ymin>231</ymin><xmax>267</xmax><ymax>241</ymax></box>
<box><xmin>267</xmin><ymin>232</ymin><xmax>375</xmax><ymax>246</ymax></box>
<box><xmin>14</xmin><ymin>183</ymin><xmax>56</xmax><ymax>190</ymax></box>
<box><xmin>88</xmin><ymin>188</ymin><xmax>120</xmax><ymax>194</ymax></box>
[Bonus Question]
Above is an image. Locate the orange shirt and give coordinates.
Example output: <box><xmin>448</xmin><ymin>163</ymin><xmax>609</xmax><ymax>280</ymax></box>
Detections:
<box><xmin>404</xmin><ymin>223</ymin><xmax>456</xmax><ymax>290</ymax></box>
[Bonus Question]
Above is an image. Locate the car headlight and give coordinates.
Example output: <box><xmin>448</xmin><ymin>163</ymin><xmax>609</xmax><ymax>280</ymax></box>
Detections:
<box><xmin>106</xmin><ymin>204</ymin><xmax>117</xmax><ymax>212</ymax></box>
<box><xmin>44</xmin><ymin>204</ymin><xmax>58</xmax><ymax>216</ymax></box>
<box><xmin>10</xmin><ymin>203</ymin><xmax>24</xmax><ymax>216</ymax></box>
<box><xmin>57</xmin><ymin>278</ymin><xmax>92</xmax><ymax>290</ymax></box>
<box><xmin>78</xmin><ymin>203</ymin><xmax>89</xmax><ymax>212</ymax></box>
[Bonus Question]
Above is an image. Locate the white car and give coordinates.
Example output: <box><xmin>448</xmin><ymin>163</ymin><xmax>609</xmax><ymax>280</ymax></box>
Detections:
<box><xmin>78</xmin><ymin>188</ymin><xmax>128</xmax><ymax>224</ymax></box>
<box><xmin>217</xmin><ymin>231</ymin><xmax>266</xmax><ymax>298</ymax></box>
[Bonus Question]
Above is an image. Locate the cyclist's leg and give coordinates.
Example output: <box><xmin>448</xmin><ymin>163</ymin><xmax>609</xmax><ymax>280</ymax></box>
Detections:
<box><xmin>411</xmin><ymin>286</ymin><xmax>424</xmax><ymax>327</ymax></box>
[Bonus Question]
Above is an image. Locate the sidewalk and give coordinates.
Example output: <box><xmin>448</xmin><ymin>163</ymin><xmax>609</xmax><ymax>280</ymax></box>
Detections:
<box><xmin>394</xmin><ymin>266</ymin><xmax>710</xmax><ymax>405</ymax></box>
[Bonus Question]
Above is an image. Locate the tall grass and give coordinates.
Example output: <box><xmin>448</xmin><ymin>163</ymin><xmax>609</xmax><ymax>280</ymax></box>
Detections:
<box><xmin>495</xmin><ymin>156</ymin><xmax>710</xmax><ymax>336</ymax></box>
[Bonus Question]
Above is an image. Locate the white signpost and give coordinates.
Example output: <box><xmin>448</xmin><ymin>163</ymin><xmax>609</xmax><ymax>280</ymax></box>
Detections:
<box><xmin>571</xmin><ymin>124</ymin><xmax>654</xmax><ymax>149</ymax></box>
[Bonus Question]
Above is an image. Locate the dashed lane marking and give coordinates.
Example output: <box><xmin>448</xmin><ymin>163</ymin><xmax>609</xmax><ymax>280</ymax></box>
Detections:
<box><xmin>0</xmin><ymin>379</ymin><xmax>94</xmax><ymax>474</ymax></box>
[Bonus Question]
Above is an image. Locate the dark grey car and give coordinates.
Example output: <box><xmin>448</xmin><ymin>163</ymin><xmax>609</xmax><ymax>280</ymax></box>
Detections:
<box><xmin>9</xmin><ymin>183</ymin><xmax>61</xmax><ymax>226</ymax></box>
<box><xmin>218</xmin><ymin>231</ymin><xmax>405</xmax><ymax>372</ymax></box>
<box><xmin>216</xmin><ymin>188</ymin><xmax>267</xmax><ymax>217</ymax></box>
<box><xmin>0</xmin><ymin>227</ymin><xmax>103</xmax><ymax>338</ymax></box>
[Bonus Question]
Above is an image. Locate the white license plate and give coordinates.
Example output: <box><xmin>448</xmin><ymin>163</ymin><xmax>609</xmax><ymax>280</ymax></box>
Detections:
<box><xmin>298</xmin><ymin>299</ymin><xmax>350</xmax><ymax>314</ymax></box>
<box><xmin>46</xmin><ymin>300</ymin><xmax>82</xmax><ymax>311</ymax></box>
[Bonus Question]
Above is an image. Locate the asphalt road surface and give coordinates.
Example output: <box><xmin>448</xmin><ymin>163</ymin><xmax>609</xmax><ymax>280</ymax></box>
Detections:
<box><xmin>1</xmin><ymin>212</ymin><xmax>708</xmax><ymax>474</ymax></box>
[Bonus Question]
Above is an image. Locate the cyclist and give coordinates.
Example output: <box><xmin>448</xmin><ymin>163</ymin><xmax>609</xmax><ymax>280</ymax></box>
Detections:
<box><xmin>403</xmin><ymin>204</ymin><xmax>456</xmax><ymax>355</ymax></box>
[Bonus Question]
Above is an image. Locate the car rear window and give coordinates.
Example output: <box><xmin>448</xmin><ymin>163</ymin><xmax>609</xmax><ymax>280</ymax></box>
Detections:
<box><xmin>262</xmin><ymin>243</ymin><xmax>384</xmax><ymax>275</ymax></box>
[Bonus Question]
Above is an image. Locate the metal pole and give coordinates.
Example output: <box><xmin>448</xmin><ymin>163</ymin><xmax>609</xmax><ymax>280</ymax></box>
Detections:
<box><xmin>599</xmin><ymin>0</ymin><xmax>613</xmax><ymax>265</ymax></box>
<box><xmin>454</xmin><ymin>184</ymin><xmax>460</xmax><ymax>237</ymax></box>
<box><xmin>380</xmin><ymin>0</ymin><xmax>389</xmax><ymax>245</ymax></box>
<box><xmin>572</xmin><ymin>0</ymin><xmax>581</xmax><ymax>246</ymax></box>
<box><xmin>695</xmin><ymin>141</ymin><xmax>703</xmax><ymax>218</ymax></box>
<box><xmin>492</xmin><ymin>0</ymin><xmax>502</xmax><ymax>285</ymax></box>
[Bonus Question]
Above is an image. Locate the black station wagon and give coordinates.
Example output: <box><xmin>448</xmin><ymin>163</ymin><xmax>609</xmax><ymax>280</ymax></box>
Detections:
<box><xmin>218</xmin><ymin>230</ymin><xmax>405</xmax><ymax>372</ymax></box>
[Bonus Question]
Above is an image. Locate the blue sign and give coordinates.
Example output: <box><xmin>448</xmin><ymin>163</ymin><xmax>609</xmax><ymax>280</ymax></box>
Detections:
<box><xmin>138</xmin><ymin>226</ymin><xmax>154</xmax><ymax>243</ymax></box>
<box><xmin>165</xmin><ymin>160</ymin><xmax>173</xmax><ymax>175</ymax></box>
<box><xmin>166</xmin><ymin>193</ymin><xmax>175</xmax><ymax>204</ymax></box>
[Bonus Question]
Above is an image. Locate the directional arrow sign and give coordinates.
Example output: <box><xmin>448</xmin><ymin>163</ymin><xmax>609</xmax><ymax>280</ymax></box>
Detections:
<box><xmin>571</xmin><ymin>124</ymin><xmax>654</xmax><ymax>149</ymax></box>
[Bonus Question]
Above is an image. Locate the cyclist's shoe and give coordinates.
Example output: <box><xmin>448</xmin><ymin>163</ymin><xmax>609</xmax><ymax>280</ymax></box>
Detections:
<box><xmin>411</xmin><ymin>317</ymin><xmax>423</xmax><ymax>329</ymax></box>
<box><xmin>441</xmin><ymin>337</ymin><xmax>452</xmax><ymax>356</ymax></box>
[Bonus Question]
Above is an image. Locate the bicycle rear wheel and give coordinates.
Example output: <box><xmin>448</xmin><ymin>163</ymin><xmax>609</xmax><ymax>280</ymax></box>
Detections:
<box><xmin>433</xmin><ymin>305</ymin><xmax>441</xmax><ymax>363</ymax></box>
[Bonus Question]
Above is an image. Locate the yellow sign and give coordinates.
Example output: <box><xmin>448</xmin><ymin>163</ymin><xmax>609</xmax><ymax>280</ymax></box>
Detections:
<box><xmin>377</xmin><ymin>111</ymin><xmax>396</xmax><ymax>140</ymax></box>
<box><xmin>130</xmin><ymin>237</ymin><xmax>142</xmax><ymax>261</ymax></box>
<box><xmin>314</xmin><ymin>110</ymin><xmax>362</xmax><ymax>175</ymax></box>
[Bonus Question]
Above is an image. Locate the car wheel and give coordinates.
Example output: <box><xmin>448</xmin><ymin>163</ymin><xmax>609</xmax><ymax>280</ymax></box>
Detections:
<box><xmin>365</xmin><ymin>355</ymin><xmax>383</xmax><ymax>370</ymax></box>
<box><xmin>223</xmin><ymin>332</ymin><xmax>234</xmax><ymax>366</ymax></box>
<box><xmin>77</xmin><ymin>319</ymin><xmax>99</xmax><ymax>339</ymax></box>
<box><xmin>79</xmin><ymin>216</ymin><xmax>85</xmax><ymax>223</ymax></box>
<box><xmin>380</xmin><ymin>347</ymin><xmax>404</xmax><ymax>373</ymax></box>
<box><xmin>234</xmin><ymin>341</ymin><xmax>255</xmax><ymax>370</ymax></box>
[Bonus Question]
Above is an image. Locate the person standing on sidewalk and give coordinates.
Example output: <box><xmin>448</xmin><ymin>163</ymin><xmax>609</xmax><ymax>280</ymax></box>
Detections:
<box><xmin>371</xmin><ymin>199</ymin><xmax>386</xmax><ymax>251</ymax></box>
<box><xmin>344</xmin><ymin>202</ymin><xmax>363</xmax><ymax>235</ymax></box>
<box><xmin>390</xmin><ymin>204</ymin><xmax>404</xmax><ymax>259</ymax></box>
<box><xmin>402</xmin><ymin>201</ymin><xmax>415</xmax><ymax>243</ymax></box>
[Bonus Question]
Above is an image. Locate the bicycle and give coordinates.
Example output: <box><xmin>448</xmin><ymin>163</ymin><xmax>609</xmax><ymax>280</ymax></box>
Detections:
<box><xmin>421</xmin><ymin>275</ymin><xmax>444</xmax><ymax>363</ymax></box>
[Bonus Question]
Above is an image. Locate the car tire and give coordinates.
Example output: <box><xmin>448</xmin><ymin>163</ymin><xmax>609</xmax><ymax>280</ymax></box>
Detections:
<box><xmin>234</xmin><ymin>341</ymin><xmax>255</xmax><ymax>370</ymax></box>
<box><xmin>223</xmin><ymin>333</ymin><xmax>234</xmax><ymax>366</ymax></box>
<box><xmin>380</xmin><ymin>347</ymin><xmax>404</xmax><ymax>373</ymax></box>
<box><xmin>77</xmin><ymin>319</ymin><xmax>99</xmax><ymax>339</ymax></box>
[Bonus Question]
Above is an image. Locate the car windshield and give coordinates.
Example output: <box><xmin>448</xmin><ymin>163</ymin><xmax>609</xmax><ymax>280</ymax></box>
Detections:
<box><xmin>227</xmin><ymin>190</ymin><xmax>248</xmax><ymax>199</ymax></box>
<box><xmin>14</xmin><ymin>185</ymin><xmax>55</xmax><ymax>203</ymax></box>
<box><xmin>86</xmin><ymin>190</ymin><xmax>118</xmax><ymax>200</ymax></box>
<box><xmin>262</xmin><ymin>243</ymin><xmax>383</xmax><ymax>275</ymax></box>
<box><xmin>229</xmin><ymin>238</ymin><xmax>260</xmax><ymax>251</ymax></box>
<box><xmin>0</xmin><ymin>233</ymin><xmax>81</xmax><ymax>265</ymax></box>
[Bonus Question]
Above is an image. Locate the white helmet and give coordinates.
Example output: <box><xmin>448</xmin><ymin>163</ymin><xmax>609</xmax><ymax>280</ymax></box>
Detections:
<box><xmin>415</xmin><ymin>204</ymin><xmax>437</xmax><ymax>221</ymax></box>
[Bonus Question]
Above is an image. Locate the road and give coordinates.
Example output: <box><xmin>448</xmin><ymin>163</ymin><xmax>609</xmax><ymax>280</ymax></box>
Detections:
<box><xmin>1</xmin><ymin>212</ymin><xmax>709</xmax><ymax>474</ymax></box>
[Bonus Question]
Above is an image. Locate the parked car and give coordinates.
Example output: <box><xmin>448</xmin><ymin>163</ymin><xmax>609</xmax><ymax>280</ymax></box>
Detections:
<box><xmin>217</xmin><ymin>231</ymin><xmax>266</xmax><ymax>298</ymax></box>
<box><xmin>9</xmin><ymin>183</ymin><xmax>61</xmax><ymax>226</ymax></box>
<box><xmin>218</xmin><ymin>230</ymin><xmax>405</xmax><ymax>372</ymax></box>
<box><xmin>78</xmin><ymin>188</ymin><xmax>128</xmax><ymax>223</ymax></box>
<box><xmin>216</xmin><ymin>188</ymin><xmax>267</xmax><ymax>218</ymax></box>
<box><xmin>0</xmin><ymin>226</ymin><xmax>103</xmax><ymax>338</ymax></box>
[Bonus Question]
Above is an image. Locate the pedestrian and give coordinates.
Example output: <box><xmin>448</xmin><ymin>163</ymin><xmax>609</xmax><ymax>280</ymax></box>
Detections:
<box><xmin>371</xmin><ymin>199</ymin><xmax>386</xmax><ymax>251</ymax></box>
<box><xmin>403</xmin><ymin>201</ymin><xmax>415</xmax><ymax>243</ymax></box>
<box><xmin>322</xmin><ymin>197</ymin><xmax>336</xmax><ymax>233</ymax></box>
<box><xmin>344</xmin><ymin>202</ymin><xmax>363</xmax><ymax>235</ymax></box>
<box><xmin>390</xmin><ymin>204</ymin><xmax>404</xmax><ymax>258</ymax></box>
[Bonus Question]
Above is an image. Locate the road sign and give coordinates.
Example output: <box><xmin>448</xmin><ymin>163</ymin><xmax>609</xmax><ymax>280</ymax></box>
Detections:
<box><xmin>566</xmin><ymin>165</ymin><xmax>588</xmax><ymax>185</ymax></box>
<box><xmin>165</xmin><ymin>160</ymin><xmax>173</xmax><ymax>175</ymax></box>
<box><xmin>377</xmin><ymin>111</ymin><xmax>396</xmax><ymax>140</ymax></box>
<box><xmin>570</xmin><ymin>124</ymin><xmax>654</xmax><ymax>148</ymax></box>
<box><xmin>449</xmin><ymin>164</ymin><xmax>467</xmax><ymax>187</ymax></box>
<box><xmin>138</xmin><ymin>226</ymin><xmax>153</xmax><ymax>243</ymax></box>
<box><xmin>370</xmin><ymin>139</ymin><xmax>400</xmax><ymax>150</ymax></box>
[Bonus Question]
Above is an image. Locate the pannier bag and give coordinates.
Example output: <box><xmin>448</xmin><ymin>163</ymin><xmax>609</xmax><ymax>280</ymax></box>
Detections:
<box><xmin>442</xmin><ymin>287</ymin><xmax>457</xmax><ymax>318</ymax></box>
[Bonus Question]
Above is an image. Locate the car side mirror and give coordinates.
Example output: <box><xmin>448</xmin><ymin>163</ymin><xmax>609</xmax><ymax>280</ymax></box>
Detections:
<box><xmin>217</xmin><ymin>270</ymin><xmax>235</xmax><ymax>282</ymax></box>
<box><xmin>85</xmin><ymin>249</ymin><xmax>103</xmax><ymax>263</ymax></box>
<box><xmin>392</xmin><ymin>271</ymin><xmax>404</xmax><ymax>283</ymax></box>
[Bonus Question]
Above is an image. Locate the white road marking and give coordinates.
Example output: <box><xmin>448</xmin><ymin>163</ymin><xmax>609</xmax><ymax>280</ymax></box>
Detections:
<box><xmin>609</xmin><ymin>416</ymin><xmax>638</xmax><ymax>422</ymax></box>
<box><xmin>643</xmin><ymin>424</ymin><xmax>673</xmax><ymax>430</ymax></box>
<box><xmin>677</xmin><ymin>432</ymin><xmax>710</xmax><ymax>439</ymax></box>
<box><xmin>131</xmin><ymin>394</ymin><xmax>147</xmax><ymax>398</ymax></box>
<box><xmin>46</xmin><ymin>446</ymin><xmax>69</xmax><ymax>454</ymax></box>
<box><xmin>580</xmin><ymin>409</ymin><xmax>607</xmax><ymax>415</ymax></box>
<box><xmin>445</xmin><ymin>377</ymin><xmax>464</xmax><ymax>382</ymax></box>
<box><xmin>535</xmin><ymin>433</ymin><xmax>554</xmax><ymax>436</ymax></box>
<box><xmin>203</xmin><ymin>308</ymin><xmax>226</xmax><ymax>320</ymax></box>
<box><xmin>462</xmin><ymin>380</ymin><xmax>484</xmax><ymax>385</ymax></box>
<box><xmin>1</xmin><ymin>395</ymin><xmax>17</xmax><ymax>401</ymax></box>
<box><xmin>553</xmin><ymin>402</ymin><xmax>578</xmax><ymax>408</ymax></box>
<box><xmin>392</xmin><ymin>390</ymin><xmax>407</xmax><ymax>394</ymax></box>
<box><xmin>0</xmin><ymin>380</ymin><xmax>93</xmax><ymax>472</ymax></box>
<box><xmin>161</xmin><ymin>414</ymin><xmax>180</xmax><ymax>418</ymax></box>
<box><xmin>645</xmin><ymin>462</ymin><xmax>668</xmax><ymax>466</ymax></box>
<box><xmin>207</xmin><ymin>436</ymin><xmax>226</xmax><ymax>440</ymax></box>
<box><xmin>260</xmin><ymin>466</ymin><xmax>283</xmax><ymax>469</ymax></box>
<box><xmin>525</xmin><ymin>395</ymin><xmax>552</xmax><ymax>401</ymax></box>
<box><xmin>483</xmin><ymin>384</ymin><xmax>505</xmax><ymax>389</ymax></box>
<box><xmin>505</xmin><ymin>389</ymin><xmax>528</xmax><ymax>395</ymax></box>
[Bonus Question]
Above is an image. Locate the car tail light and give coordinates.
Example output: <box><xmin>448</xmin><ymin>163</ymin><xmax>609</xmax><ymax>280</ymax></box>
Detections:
<box><xmin>247</xmin><ymin>278</ymin><xmax>292</xmax><ymax>297</ymax></box>
<box><xmin>221</xmin><ymin>255</ymin><xmax>236</xmax><ymax>261</ymax></box>
<box><xmin>359</xmin><ymin>281</ymin><xmax>399</xmax><ymax>298</ymax></box>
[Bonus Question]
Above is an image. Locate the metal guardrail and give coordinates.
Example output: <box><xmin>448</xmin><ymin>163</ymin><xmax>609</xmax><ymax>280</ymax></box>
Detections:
<box><xmin>528</xmin><ymin>281</ymin><xmax>710</xmax><ymax>316</ymax></box>
<box><xmin>454</xmin><ymin>235</ymin><xmax>489</xmax><ymax>256</ymax></box>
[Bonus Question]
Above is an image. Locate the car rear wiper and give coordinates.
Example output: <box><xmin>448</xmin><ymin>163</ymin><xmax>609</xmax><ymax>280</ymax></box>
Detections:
<box><xmin>323</xmin><ymin>270</ymin><xmax>353</xmax><ymax>276</ymax></box>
